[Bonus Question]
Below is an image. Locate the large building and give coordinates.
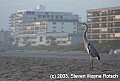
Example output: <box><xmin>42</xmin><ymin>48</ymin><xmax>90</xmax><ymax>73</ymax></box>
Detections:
<box><xmin>10</xmin><ymin>6</ymin><xmax>83</xmax><ymax>46</ymax></box>
<box><xmin>87</xmin><ymin>6</ymin><xmax>120</xmax><ymax>43</ymax></box>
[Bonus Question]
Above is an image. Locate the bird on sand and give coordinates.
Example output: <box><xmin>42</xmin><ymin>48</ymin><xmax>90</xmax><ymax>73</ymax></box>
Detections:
<box><xmin>82</xmin><ymin>23</ymin><xmax>100</xmax><ymax>69</ymax></box>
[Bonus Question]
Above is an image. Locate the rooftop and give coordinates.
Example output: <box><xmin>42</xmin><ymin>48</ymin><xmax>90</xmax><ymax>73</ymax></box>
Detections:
<box><xmin>87</xmin><ymin>6</ymin><xmax>120</xmax><ymax>12</ymax></box>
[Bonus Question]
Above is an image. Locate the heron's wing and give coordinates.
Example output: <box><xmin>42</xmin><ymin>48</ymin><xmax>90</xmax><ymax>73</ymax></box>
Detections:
<box><xmin>88</xmin><ymin>43</ymin><xmax>100</xmax><ymax>60</ymax></box>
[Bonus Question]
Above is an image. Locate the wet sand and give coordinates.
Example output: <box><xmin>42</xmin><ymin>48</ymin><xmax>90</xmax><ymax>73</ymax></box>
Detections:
<box><xmin>0</xmin><ymin>51</ymin><xmax>120</xmax><ymax>81</ymax></box>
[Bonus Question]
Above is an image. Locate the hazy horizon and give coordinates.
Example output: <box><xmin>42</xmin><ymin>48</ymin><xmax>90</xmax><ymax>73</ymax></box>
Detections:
<box><xmin>0</xmin><ymin>0</ymin><xmax>120</xmax><ymax>30</ymax></box>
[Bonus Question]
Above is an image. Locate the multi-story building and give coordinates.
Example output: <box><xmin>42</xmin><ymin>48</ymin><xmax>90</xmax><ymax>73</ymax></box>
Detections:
<box><xmin>10</xmin><ymin>6</ymin><xmax>83</xmax><ymax>46</ymax></box>
<box><xmin>87</xmin><ymin>6</ymin><xmax>120</xmax><ymax>43</ymax></box>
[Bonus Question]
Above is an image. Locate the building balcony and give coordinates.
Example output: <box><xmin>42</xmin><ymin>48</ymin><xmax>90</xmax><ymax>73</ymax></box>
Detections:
<box><xmin>87</xmin><ymin>15</ymin><xmax>92</xmax><ymax>17</ymax></box>
<box><xmin>87</xmin><ymin>19</ymin><xmax>120</xmax><ymax>24</ymax></box>
<box><xmin>108</xmin><ymin>13</ymin><xmax>120</xmax><ymax>15</ymax></box>
<box><xmin>87</xmin><ymin>14</ymin><xmax>108</xmax><ymax>17</ymax></box>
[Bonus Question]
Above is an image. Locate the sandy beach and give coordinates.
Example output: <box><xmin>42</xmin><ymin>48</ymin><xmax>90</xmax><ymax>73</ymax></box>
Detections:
<box><xmin>0</xmin><ymin>51</ymin><xmax>120</xmax><ymax>81</ymax></box>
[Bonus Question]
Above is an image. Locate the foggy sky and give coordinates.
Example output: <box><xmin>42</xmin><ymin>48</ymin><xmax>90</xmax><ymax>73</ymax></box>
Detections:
<box><xmin>0</xmin><ymin>0</ymin><xmax>120</xmax><ymax>30</ymax></box>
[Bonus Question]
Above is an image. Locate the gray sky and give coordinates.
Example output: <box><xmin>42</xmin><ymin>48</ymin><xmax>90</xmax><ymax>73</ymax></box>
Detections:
<box><xmin>0</xmin><ymin>0</ymin><xmax>120</xmax><ymax>30</ymax></box>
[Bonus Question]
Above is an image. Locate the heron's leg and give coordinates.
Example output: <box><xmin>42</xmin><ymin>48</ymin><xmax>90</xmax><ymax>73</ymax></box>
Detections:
<box><xmin>89</xmin><ymin>55</ymin><xmax>93</xmax><ymax>70</ymax></box>
<box><xmin>91</xmin><ymin>57</ymin><xmax>93</xmax><ymax>69</ymax></box>
<box><xmin>89</xmin><ymin>55</ymin><xmax>92</xmax><ymax>70</ymax></box>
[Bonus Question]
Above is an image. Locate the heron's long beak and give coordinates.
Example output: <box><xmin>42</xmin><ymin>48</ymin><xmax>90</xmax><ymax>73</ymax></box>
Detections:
<box><xmin>81</xmin><ymin>23</ymin><xmax>86</xmax><ymax>26</ymax></box>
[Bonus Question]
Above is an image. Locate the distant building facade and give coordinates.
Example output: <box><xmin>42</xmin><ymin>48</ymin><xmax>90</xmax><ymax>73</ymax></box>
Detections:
<box><xmin>0</xmin><ymin>30</ymin><xmax>13</xmax><ymax>47</ymax></box>
<box><xmin>10</xmin><ymin>6</ymin><xmax>83</xmax><ymax>46</ymax></box>
<box><xmin>87</xmin><ymin>6</ymin><xmax>120</xmax><ymax>43</ymax></box>
<box><xmin>17</xmin><ymin>32</ymin><xmax>82</xmax><ymax>46</ymax></box>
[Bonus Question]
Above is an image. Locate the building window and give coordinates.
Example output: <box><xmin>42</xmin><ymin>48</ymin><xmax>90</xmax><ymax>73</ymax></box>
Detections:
<box><xmin>38</xmin><ymin>15</ymin><xmax>41</xmax><ymax>17</ymax></box>
<box><xmin>73</xmin><ymin>22</ymin><xmax>76</xmax><ymax>25</ymax></box>
<box><xmin>53</xmin><ymin>22</ymin><xmax>56</xmax><ymax>25</ymax></box>
<box><xmin>74</xmin><ymin>27</ymin><xmax>76</xmax><ymax>29</ymax></box>
<box><xmin>61</xmin><ymin>31</ymin><xmax>64</xmax><ymax>33</ymax></box>
<box><xmin>57</xmin><ymin>36</ymin><xmax>60</xmax><ymax>38</ymax></box>
<box><xmin>61</xmin><ymin>22</ymin><xmax>64</xmax><ymax>25</ymax></box>
<box><xmin>34</xmin><ymin>18</ymin><xmax>37</xmax><ymax>20</ymax></box>
<box><xmin>60</xmin><ymin>15</ymin><xmax>63</xmax><ymax>19</ymax></box>
<box><xmin>31</xmin><ymin>27</ymin><xmax>34</xmax><ymax>30</ymax></box>
<box><xmin>53</xmin><ymin>30</ymin><xmax>56</xmax><ymax>32</ymax></box>
<box><xmin>40</xmin><ymin>36</ymin><xmax>43</xmax><ymax>42</ymax></box>
<box><xmin>26</xmin><ymin>11</ymin><xmax>34</xmax><ymax>14</ymax></box>
<box><xmin>31</xmin><ymin>37</ymin><xmax>36</xmax><ymax>39</ymax></box>
<box><xmin>62</xmin><ymin>41</ymin><xmax>66</xmax><ymax>44</ymax></box>
<box><xmin>31</xmin><ymin>41</ymin><xmax>36</xmax><ymax>44</ymax></box>
<box><xmin>51</xmin><ymin>15</ymin><xmax>54</xmax><ymax>19</ymax></box>
<box><xmin>57</xmin><ymin>41</ymin><xmax>60</xmax><ymax>44</ymax></box>
<box><xmin>46</xmin><ymin>37</ymin><xmax>49</xmax><ymax>40</ymax></box>
<box><xmin>47</xmin><ymin>15</ymin><xmax>50</xmax><ymax>18</ymax></box>
<box><xmin>61</xmin><ymin>36</ymin><xmax>67</xmax><ymax>38</ymax></box>
<box><xmin>30</xmin><ymin>31</ymin><xmax>34</xmax><ymax>34</ymax></box>
<box><xmin>73</xmin><ymin>31</ymin><xmax>76</xmax><ymax>33</ymax></box>
<box><xmin>53</xmin><ymin>26</ymin><xmax>56</xmax><ymax>29</ymax></box>
<box><xmin>43</xmin><ymin>15</ymin><xmax>46</xmax><ymax>18</ymax></box>
<box><xmin>61</xmin><ymin>26</ymin><xmax>63</xmax><ymax>29</ymax></box>
<box><xmin>42</xmin><ymin>26</ymin><xmax>46</xmax><ymax>29</ymax></box>
<box><xmin>68</xmin><ymin>37</ymin><xmax>71</xmax><ymax>40</ymax></box>
<box><xmin>46</xmin><ymin>41</ymin><xmax>49</xmax><ymax>44</ymax></box>
<box><xmin>27</xmin><ymin>31</ymin><xmax>30</xmax><ymax>34</ymax></box>
<box><xmin>35</xmin><ymin>27</ymin><xmax>39</xmax><ymax>30</ymax></box>
<box><xmin>55</xmin><ymin>15</ymin><xmax>59</xmax><ymax>19</ymax></box>
<box><xmin>40</xmin><ymin>22</ymin><xmax>46</xmax><ymax>25</ymax></box>
<box><xmin>35</xmin><ymin>31</ymin><xmax>37</xmax><ymax>34</ymax></box>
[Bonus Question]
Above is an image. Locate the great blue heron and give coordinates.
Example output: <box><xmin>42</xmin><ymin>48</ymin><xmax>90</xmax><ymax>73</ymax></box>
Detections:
<box><xmin>82</xmin><ymin>23</ymin><xmax>100</xmax><ymax>69</ymax></box>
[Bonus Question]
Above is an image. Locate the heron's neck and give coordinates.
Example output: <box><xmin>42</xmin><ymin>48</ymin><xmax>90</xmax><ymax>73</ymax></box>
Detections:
<box><xmin>84</xmin><ymin>25</ymin><xmax>88</xmax><ymax>42</ymax></box>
